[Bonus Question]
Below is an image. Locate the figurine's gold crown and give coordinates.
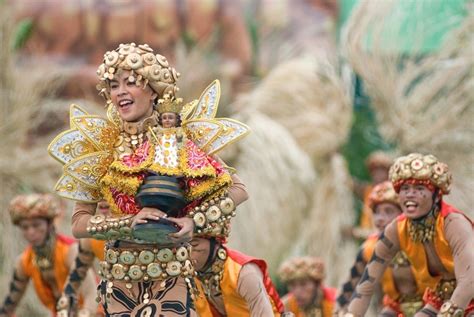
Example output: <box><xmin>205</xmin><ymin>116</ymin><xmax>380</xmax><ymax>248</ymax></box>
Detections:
<box><xmin>157</xmin><ymin>94</ymin><xmax>184</xmax><ymax>114</ymax></box>
<box><xmin>389</xmin><ymin>153</ymin><xmax>452</xmax><ymax>195</ymax></box>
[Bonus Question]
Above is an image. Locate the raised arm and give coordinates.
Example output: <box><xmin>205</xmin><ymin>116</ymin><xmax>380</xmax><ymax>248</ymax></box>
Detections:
<box><xmin>443</xmin><ymin>213</ymin><xmax>474</xmax><ymax>311</ymax></box>
<box><xmin>0</xmin><ymin>257</ymin><xmax>30</xmax><ymax>317</ymax></box>
<box><xmin>346</xmin><ymin>221</ymin><xmax>400</xmax><ymax>316</ymax></box>
<box><xmin>237</xmin><ymin>263</ymin><xmax>275</xmax><ymax>317</ymax></box>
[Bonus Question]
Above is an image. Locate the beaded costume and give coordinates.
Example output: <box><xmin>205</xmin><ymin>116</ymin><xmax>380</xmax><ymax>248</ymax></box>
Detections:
<box><xmin>48</xmin><ymin>43</ymin><xmax>250</xmax><ymax>316</ymax></box>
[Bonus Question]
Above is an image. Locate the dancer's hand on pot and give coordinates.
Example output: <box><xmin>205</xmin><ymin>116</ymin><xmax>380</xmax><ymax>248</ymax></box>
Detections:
<box><xmin>167</xmin><ymin>217</ymin><xmax>194</xmax><ymax>243</ymax></box>
<box><xmin>131</xmin><ymin>207</ymin><xmax>167</xmax><ymax>227</ymax></box>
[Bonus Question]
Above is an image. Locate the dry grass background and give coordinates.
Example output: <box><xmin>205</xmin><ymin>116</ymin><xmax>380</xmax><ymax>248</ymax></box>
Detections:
<box><xmin>1</xmin><ymin>1</ymin><xmax>472</xmax><ymax>315</ymax></box>
<box><xmin>0</xmin><ymin>4</ymin><xmax>65</xmax><ymax>316</ymax></box>
<box><xmin>228</xmin><ymin>56</ymin><xmax>355</xmax><ymax>285</ymax></box>
<box><xmin>342</xmin><ymin>0</ymin><xmax>474</xmax><ymax>217</ymax></box>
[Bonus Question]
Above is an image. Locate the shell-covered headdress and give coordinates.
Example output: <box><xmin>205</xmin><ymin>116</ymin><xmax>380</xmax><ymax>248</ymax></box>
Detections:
<box><xmin>9</xmin><ymin>194</ymin><xmax>60</xmax><ymax>225</ymax></box>
<box><xmin>96</xmin><ymin>43</ymin><xmax>180</xmax><ymax>101</ymax></box>
<box><xmin>389</xmin><ymin>153</ymin><xmax>452</xmax><ymax>195</ymax></box>
<box><xmin>278</xmin><ymin>256</ymin><xmax>325</xmax><ymax>284</ymax></box>
<box><xmin>367</xmin><ymin>181</ymin><xmax>399</xmax><ymax>211</ymax></box>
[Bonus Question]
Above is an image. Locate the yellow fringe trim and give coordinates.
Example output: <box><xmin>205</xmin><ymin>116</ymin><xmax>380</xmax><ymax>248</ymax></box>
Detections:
<box><xmin>185</xmin><ymin>172</ymin><xmax>232</xmax><ymax>202</ymax></box>
<box><xmin>148</xmin><ymin>163</ymin><xmax>182</xmax><ymax>177</ymax></box>
<box><xmin>148</xmin><ymin>145</ymin><xmax>217</xmax><ymax>178</ymax></box>
<box><xmin>100</xmin><ymin>171</ymin><xmax>142</xmax><ymax>196</ymax></box>
<box><xmin>109</xmin><ymin>145</ymin><xmax>155</xmax><ymax>174</ymax></box>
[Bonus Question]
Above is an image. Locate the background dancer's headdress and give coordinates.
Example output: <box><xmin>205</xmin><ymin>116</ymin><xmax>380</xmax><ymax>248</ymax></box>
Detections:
<box><xmin>9</xmin><ymin>194</ymin><xmax>60</xmax><ymax>225</ymax></box>
<box><xmin>368</xmin><ymin>181</ymin><xmax>399</xmax><ymax>211</ymax></box>
<box><xmin>278</xmin><ymin>256</ymin><xmax>326</xmax><ymax>283</ymax></box>
<box><xmin>366</xmin><ymin>151</ymin><xmax>393</xmax><ymax>171</ymax></box>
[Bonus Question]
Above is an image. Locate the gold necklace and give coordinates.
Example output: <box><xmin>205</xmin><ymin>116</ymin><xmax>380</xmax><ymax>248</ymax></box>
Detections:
<box><xmin>197</xmin><ymin>247</ymin><xmax>227</xmax><ymax>297</ymax></box>
<box><xmin>408</xmin><ymin>205</ymin><xmax>439</xmax><ymax>243</ymax></box>
<box><xmin>33</xmin><ymin>233</ymin><xmax>55</xmax><ymax>271</ymax></box>
<box><xmin>303</xmin><ymin>288</ymin><xmax>323</xmax><ymax>317</ymax></box>
<box><xmin>115</xmin><ymin>111</ymin><xmax>159</xmax><ymax>156</ymax></box>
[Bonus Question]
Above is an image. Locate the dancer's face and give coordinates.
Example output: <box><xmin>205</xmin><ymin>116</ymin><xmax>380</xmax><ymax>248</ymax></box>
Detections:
<box><xmin>160</xmin><ymin>112</ymin><xmax>178</xmax><ymax>128</ymax></box>
<box><xmin>109</xmin><ymin>70</ymin><xmax>157</xmax><ymax>122</ymax></box>
<box><xmin>18</xmin><ymin>218</ymin><xmax>51</xmax><ymax>247</ymax></box>
<box><xmin>190</xmin><ymin>238</ymin><xmax>211</xmax><ymax>271</ymax></box>
<box><xmin>398</xmin><ymin>183</ymin><xmax>434</xmax><ymax>219</ymax></box>
<box><xmin>287</xmin><ymin>279</ymin><xmax>319</xmax><ymax>309</ymax></box>
<box><xmin>372</xmin><ymin>202</ymin><xmax>401</xmax><ymax>232</ymax></box>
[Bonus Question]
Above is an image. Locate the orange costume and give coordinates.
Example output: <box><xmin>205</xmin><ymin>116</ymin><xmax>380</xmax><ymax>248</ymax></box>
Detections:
<box><xmin>0</xmin><ymin>194</ymin><xmax>94</xmax><ymax>317</ymax></box>
<box><xmin>365</xmin><ymin>233</ymin><xmax>423</xmax><ymax>316</ymax></box>
<box><xmin>345</xmin><ymin>153</ymin><xmax>474</xmax><ymax>317</ymax></box>
<box><xmin>279</xmin><ymin>256</ymin><xmax>336</xmax><ymax>317</ymax></box>
<box><xmin>359</xmin><ymin>184</ymin><xmax>374</xmax><ymax>230</ymax></box>
<box><xmin>195</xmin><ymin>246</ymin><xmax>284</xmax><ymax>316</ymax></box>
<box><xmin>89</xmin><ymin>238</ymin><xmax>106</xmax><ymax>261</ymax></box>
<box><xmin>284</xmin><ymin>287</ymin><xmax>335</xmax><ymax>317</ymax></box>
<box><xmin>20</xmin><ymin>234</ymin><xmax>76</xmax><ymax>312</ymax></box>
<box><xmin>337</xmin><ymin>233</ymin><xmax>423</xmax><ymax>317</ymax></box>
<box><xmin>396</xmin><ymin>201</ymin><xmax>474</xmax><ymax>314</ymax></box>
<box><xmin>338</xmin><ymin>181</ymin><xmax>422</xmax><ymax>316</ymax></box>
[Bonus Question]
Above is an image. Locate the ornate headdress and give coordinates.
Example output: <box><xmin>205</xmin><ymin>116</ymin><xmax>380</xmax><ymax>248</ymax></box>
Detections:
<box><xmin>96</xmin><ymin>43</ymin><xmax>180</xmax><ymax>102</ymax></box>
<box><xmin>9</xmin><ymin>194</ymin><xmax>60</xmax><ymax>225</ymax></box>
<box><xmin>366</xmin><ymin>151</ymin><xmax>393</xmax><ymax>171</ymax></box>
<box><xmin>368</xmin><ymin>181</ymin><xmax>399</xmax><ymax>211</ymax></box>
<box><xmin>157</xmin><ymin>94</ymin><xmax>184</xmax><ymax>114</ymax></box>
<box><xmin>278</xmin><ymin>256</ymin><xmax>325</xmax><ymax>284</ymax></box>
<box><xmin>389</xmin><ymin>153</ymin><xmax>452</xmax><ymax>195</ymax></box>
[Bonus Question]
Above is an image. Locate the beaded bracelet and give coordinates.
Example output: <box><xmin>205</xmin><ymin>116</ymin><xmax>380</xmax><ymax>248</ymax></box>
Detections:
<box><xmin>86</xmin><ymin>214</ymin><xmax>134</xmax><ymax>240</ymax></box>
<box><xmin>187</xmin><ymin>194</ymin><xmax>236</xmax><ymax>239</ymax></box>
<box><xmin>438</xmin><ymin>301</ymin><xmax>464</xmax><ymax>317</ymax></box>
